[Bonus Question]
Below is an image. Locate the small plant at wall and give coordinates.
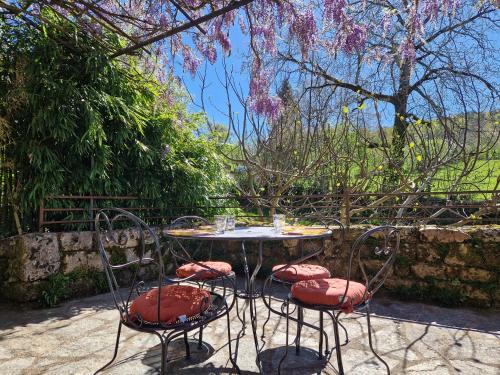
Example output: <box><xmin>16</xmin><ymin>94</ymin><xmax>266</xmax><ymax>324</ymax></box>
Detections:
<box><xmin>41</xmin><ymin>273</ymin><xmax>71</xmax><ymax>308</ymax></box>
<box><xmin>40</xmin><ymin>267</ymin><xmax>108</xmax><ymax>308</ymax></box>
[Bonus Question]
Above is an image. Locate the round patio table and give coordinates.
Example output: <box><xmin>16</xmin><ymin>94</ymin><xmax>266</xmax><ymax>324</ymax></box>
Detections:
<box><xmin>165</xmin><ymin>226</ymin><xmax>332</xmax><ymax>373</ymax></box>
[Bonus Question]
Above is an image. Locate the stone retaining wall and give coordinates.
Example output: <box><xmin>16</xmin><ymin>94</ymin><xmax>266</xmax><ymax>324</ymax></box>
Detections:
<box><xmin>0</xmin><ymin>225</ymin><xmax>498</xmax><ymax>307</ymax></box>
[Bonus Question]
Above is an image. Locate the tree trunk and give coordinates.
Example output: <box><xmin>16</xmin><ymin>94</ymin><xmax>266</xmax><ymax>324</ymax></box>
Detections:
<box><xmin>387</xmin><ymin>61</ymin><xmax>411</xmax><ymax>187</ymax></box>
<box><xmin>391</xmin><ymin>99</ymin><xmax>408</xmax><ymax>167</ymax></box>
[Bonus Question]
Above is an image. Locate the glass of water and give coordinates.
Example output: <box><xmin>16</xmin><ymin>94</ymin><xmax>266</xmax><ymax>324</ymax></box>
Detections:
<box><xmin>273</xmin><ymin>214</ymin><xmax>286</xmax><ymax>233</ymax></box>
<box><xmin>214</xmin><ymin>215</ymin><xmax>227</xmax><ymax>234</ymax></box>
<box><xmin>226</xmin><ymin>215</ymin><xmax>236</xmax><ymax>231</ymax></box>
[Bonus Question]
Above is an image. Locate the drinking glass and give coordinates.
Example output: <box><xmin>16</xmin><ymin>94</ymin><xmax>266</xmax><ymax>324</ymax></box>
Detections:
<box><xmin>273</xmin><ymin>214</ymin><xmax>286</xmax><ymax>233</ymax></box>
<box><xmin>214</xmin><ymin>215</ymin><xmax>227</xmax><ymax>234</ymax></box>
<box><xmin>226</xmin><ymin>215</ymin><xmax>236</xmax><ymax>231</ymax></box>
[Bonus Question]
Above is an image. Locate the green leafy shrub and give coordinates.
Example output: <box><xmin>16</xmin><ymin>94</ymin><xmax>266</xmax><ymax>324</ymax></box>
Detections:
<box><xmin>0</xmin><ymin>10</ymin><xmax>234</xmax><ymax>235</ymax></box>
<box><xmin>41</xmin><ymin>273</ymin><xmax>71</xmax><ymax>308</ymax></box>
<box><xmin>40</xmin><ymin>267</ymin><xmax>109</xmax><ymax>307</ymax></box>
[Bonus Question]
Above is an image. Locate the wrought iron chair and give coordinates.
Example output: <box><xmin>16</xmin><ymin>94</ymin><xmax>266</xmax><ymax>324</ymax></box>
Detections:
<box><xmin>261</xmin><ymin>219</ymin><xmax>346</xmax><ymax>357</ymax></box>
<box><xmin>167</xmin><ymin>215</ymin><xmax>238</xmax><ymax>349</ymax></box>
<box><xmin>274</xmin><ymin>225</ymin><xmax>400</xmax><ymax>375</ymax></box>
<box><xmin>94</xmin><ymin>209</ymin><xmax>239</xmax><ymax>375</ymax></box>
<box><xmin>168</xmin><ymin>216</ymin><xmax>236</xmax><ymax>286</ymax></box>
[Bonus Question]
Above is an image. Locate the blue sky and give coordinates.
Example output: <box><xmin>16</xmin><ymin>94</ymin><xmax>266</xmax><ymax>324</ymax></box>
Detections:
<box><xmin>175</xmin><ymin>27</ymin><xmax>397</xmax><ymax>130</ymax></box>
<box><xmin>175</xmin><ymin>27</ymin><xmax>249</xmax><ymax>127</ymax></box>
<box><xmin>174</xmin><ymin>15</ymin><xmax>500</xmax><ymax>131</ymax></box>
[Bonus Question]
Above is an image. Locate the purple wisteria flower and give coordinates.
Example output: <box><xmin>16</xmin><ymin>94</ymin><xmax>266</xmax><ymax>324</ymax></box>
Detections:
<box><xmin>398</xmin><ymin>37</ymin><xmax>416</xmax><ymax>66</ymax></box>
<box><xmin>325</xmin><ymin>0</ymin><xmax>347</xmax><ymax>23</ymax></box>
<box><xmin>290</xmin><ymin>8</ymin><xmax>317</xmax><ymax>58</ymax></box>
<box><xmin>423</xmin><ymin>0</ymin><xmax>439</xmax><ymax>21</ymax></box>
<box><xmin>182</xmin><ymin>46</ymin><xmax>201</xmax><ymax>78</ymax></box>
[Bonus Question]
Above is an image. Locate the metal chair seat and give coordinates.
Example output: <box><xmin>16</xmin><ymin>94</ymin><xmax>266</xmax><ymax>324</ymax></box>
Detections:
<box><xmin>123</xmin><ymin>290</ymin><xmax>230</xmax><ymax>331</ymax></box>
<box><xmin>176</xmin><ymin>261</ymin><xmax>234</xmax><ymax>281</ymax></box>
<box><xmin>129</xmin><ymin>284</ymin><xmax>211</xmax><ymax>325</ymax></box>
<box><xmin>271</xmin><ymin>263</ymin><xmax>331</xmax><ymax>283</ymax></box>
<box><xmin>290</xmin><ymin>278</ymin><xmax>369</xmax><ymax>314</ymax></box>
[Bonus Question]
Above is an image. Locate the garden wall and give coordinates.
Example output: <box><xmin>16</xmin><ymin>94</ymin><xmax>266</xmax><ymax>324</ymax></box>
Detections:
<box><xmin>0</xmin><ymin>225</ymin><xmax>498</xmax><ymax>308</ymax></box>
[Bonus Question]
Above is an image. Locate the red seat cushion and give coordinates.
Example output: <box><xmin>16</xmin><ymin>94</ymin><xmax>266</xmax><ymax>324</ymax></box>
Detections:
<box><xmin>272</xmin><ymin>264</ymin><xmax>331</xmax><ymax>282</ymax></box>
<box><xmin>176</xmin><ymin>261</ymin><xmax>232</xmax><ymax>280</ymax></box>
<box><xmin>129</xmin><ymin>285</ymin><xmax>210</xmax><ymax>324</ymax></box>
<box><xmin>291</xmin><ymin>278</ymin><xmax>368</xmax><ymax>313</ymax></box>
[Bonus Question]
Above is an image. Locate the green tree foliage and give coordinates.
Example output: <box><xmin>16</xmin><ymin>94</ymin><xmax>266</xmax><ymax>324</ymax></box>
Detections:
<box><xmin>0</xmin><ymin>12</ymin><xmax>233</xmax><ymax>233</ymax></box>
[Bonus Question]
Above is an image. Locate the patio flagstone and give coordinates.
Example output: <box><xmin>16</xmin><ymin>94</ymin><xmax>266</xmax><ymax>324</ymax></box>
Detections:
<box><xmin>0</xmin><ymin>286</ymin><xmax>498</xmax><ymax>375</ymax></box>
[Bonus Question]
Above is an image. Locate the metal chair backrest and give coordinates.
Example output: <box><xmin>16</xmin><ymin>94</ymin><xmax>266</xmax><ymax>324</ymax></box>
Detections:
<box><xmin>321</xmin><ymin>218</ymin><xmax>346</xmax><ymax>255</ymax></box>
<box><xmin>169</xmin><ymin>215</ymin><xmax>213</xmax><ymax>262</ymax></box>
<box><xmin>347</xmin><ymin>225</ymin><xmax>400</xmax><ymax>298</ymax></box>
<box><xmin>95</xmin><ymin>208</ymin><xmax>164</xmax><ymax>324</ymax></box>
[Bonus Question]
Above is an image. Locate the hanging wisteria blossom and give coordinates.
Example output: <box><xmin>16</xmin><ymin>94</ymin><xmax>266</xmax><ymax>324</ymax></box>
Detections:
<box><xmin>2</xmin><ymin>0</ymin><xmax>498</xmax><ymax>119</ymax></box>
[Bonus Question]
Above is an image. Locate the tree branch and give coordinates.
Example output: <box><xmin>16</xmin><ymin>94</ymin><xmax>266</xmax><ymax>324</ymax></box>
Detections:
<box><xmin>111</xmin><ymin>0</ymin><xmax>256</xmax><ymax>58</ymax></box>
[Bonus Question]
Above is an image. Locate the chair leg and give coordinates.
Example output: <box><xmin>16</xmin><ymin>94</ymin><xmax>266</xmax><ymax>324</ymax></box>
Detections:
<box><xmin>235</xmin><ymin>297</ymin><xmax>246</xmax><ymax>333</ymax></box>
<box><xmin>261</xmin><ymin>277</ymin><xmax>273</xmax><ymax>339</ymax></box>
<box><xmin>183</xmin><ymin>331</ymin><xmax>191</xmax><ymax>359</ymax></box>
<box><xmin>332</xmin><ymin>316</ymin><xmax>345</xmax><ymax>375</ymax></box>
<box><xmin>261</xmin><ymin>292</ymin><xmax>272</xmax><ymax>338</ymax></box>
<box><xmin>226</xmin><ymin>310</ymin><xmax>242</xmax><ymax>374</ymax></box>
<box><xmin>198</xmin><ymin>326</ymin><xmax>203</xmax><ymax>349</ymax></box>
<box><xmin>94</xmin><ymin>321</ymin><xmax>122</xmax><ymax>374</ymax></box>
<box><xmin>160</xmin><ymin>336</ymin><xmax>167</xmax><ymax>375</ymax></box>
<box><xmin>318</xmin><ymin>311</ymin><xmax>324</xmax><ymax>360</ymax></box>
<box><xmin>338</xmin><ymin>313</ymin><xmax>349</xmax><ymax>346</ymax></box>
<box><xmin>278</xmin><ymin>300</ymin><xmax>290</xmax><ymax>375</ymax></box>
<box><xmin>295</xmin><ymin>307</ymin><xmax>303</xmax><ymax>355</ymax></box>
<box><xmin>366</xmin><ymin>303</ymin><xmax>390</xmax><ymax>375</ymax></box>
<box><xmin>152</xmin><ymin>331</ymin><xmax>168</xmax><ymax>375</ymax></box>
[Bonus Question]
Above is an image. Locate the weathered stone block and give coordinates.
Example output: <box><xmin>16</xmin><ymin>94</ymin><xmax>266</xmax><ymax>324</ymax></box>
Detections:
<box><xmin>362</xmin><ymin>259</ymin><xmax>386</xmax><ymax>273</ymax></box>
<box><xmin>0</xmin><ymin>258</ymin><xmax>9</xmax><ymax>281</ymax></box>
<box><xmin>399</xmin><ymin>242</ymin><xmax>418</xmax><ymax>261</ymax></box>
<box><xmin>482</xmin><ymin>246</ymin><xmax>500</xmax><ymax>270</ymax></box>
<box><xmin>63</xmin><ymin>251</ymin><xmax>103</xmax><ymax>273</ymax></box>
<box><xmin>463</xmin><ymin>285</ymin><xmax>492</xmax><ymax>308</ymax></box>
<box><xmin>495</xmin><ymin>289</ymin><xmax>500</xmax><ymax>308</ymax></box>
<box><xmin>0</xmin><ymin>236</ymin><xmax>18</xmax><ymax>258</ymax></box>
<box><xmin>411</xmin><ymin>263</ymin><xmax>446</xmax><ymax>280</ymax></box>
<box><xmin>394</xmin><ymin>263</ymin><xmax>411</xmax><ymax>277</ymax></box>
<box><xmin>100</xmin><ymin>227</ymin><xmax>155</xmax><ymax>250</ymax></box>
<box><xmin>1</xmin><ymin>280</ymin><xmax>47</xmax><ymax>302</ymax></box>
<box><xmin>444</xmin><ymin>243</ymin><xmax>485</xmax><ymax>268</ymax></box>
<box><xmin>9</xmin><ymin>233</ymin><xmax>61</xmax><ymax>282</ymax></box>
<box><xmin>457</xmin><ymin>267</ymin><xmax>495</xmax><ymax>283</ymax></box>
<box><xmin>465</xmin><ymin>225</ymin><xmax>500</xmax><ymax>243</ymax></box>
<box><xmin>59</xmin><ymin>231</ymin><xmax>94</xmax><ymax>252</ymax></box>
<box><xmin>283</xmin><ymin>239</ymin><xmax>298</xmax><ymax>248</ymax></box>
<box><xmin>419</xmin><ymin>226</ymin><xmax>471</xmax><ymax>243</ymax></box>
<box><xmin>383</xmin><ymin>277</ymin><xmax>414</xmax><ymax>290</ymax></box>
<box><xmin>415</xmin><ymin>244</ymin><xmax>442</xmax><ymax>262</ymax></box>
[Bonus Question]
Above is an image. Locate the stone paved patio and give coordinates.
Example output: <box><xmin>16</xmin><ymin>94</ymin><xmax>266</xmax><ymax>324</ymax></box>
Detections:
<box><xmin>1</xmin><ymin>285</ymin><xmax>499</xmax><ymax>375</ymax></box>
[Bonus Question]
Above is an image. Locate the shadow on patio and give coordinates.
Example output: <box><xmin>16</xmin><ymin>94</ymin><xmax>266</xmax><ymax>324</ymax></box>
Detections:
<box><xmin>0</xmin><ymin>281</ymin><xmax>498</xmax><ymax>374</ymax></box>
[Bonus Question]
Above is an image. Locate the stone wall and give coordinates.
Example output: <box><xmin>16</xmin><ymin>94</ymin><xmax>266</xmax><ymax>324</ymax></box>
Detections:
<box><xmin>0</xmin><ymin>225</ymin><xmax>498</xmax><ymax>307</ymax></box>
<box><xmin>0</xmin><ymin>229</ymin><xmax>154</xmax><ymax>303</ymax></box>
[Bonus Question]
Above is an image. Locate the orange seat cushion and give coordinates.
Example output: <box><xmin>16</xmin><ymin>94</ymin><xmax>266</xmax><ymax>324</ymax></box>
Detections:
<box><xmin>129</xmin><ymin>285</ymin><xmax>210</xmax><ymax>324</ymax></box>
<box><xmin>291</xmin><ymin>278</ymin><xmax>368</xmax><ymax>313</ymax></box>
<box><xmin>272</xmin><ymin>264</ymin><xmax>331</xmax><ymax>282</ymax></box>
<box><xmin>176</xmin><ymin>261</ymin><xmax>232</xmax><ymax>280</ymax></box>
